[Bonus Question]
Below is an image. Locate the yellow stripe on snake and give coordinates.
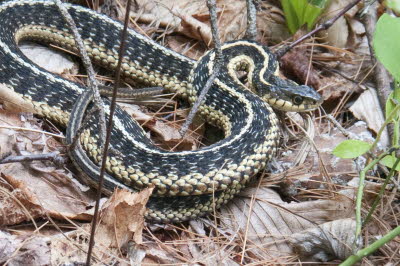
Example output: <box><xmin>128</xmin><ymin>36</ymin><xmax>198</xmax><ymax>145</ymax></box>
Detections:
<box><xmin>0</xmin><ymin>0</ymin><xmax>322</xmax><ymax>222</ymax></box>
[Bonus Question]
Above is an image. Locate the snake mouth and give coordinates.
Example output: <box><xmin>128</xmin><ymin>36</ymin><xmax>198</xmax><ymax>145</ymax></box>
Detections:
<box><xmin>264</xmin><ymin>96</ymin><xmax>322</xmax><ymax>112</ymax></box>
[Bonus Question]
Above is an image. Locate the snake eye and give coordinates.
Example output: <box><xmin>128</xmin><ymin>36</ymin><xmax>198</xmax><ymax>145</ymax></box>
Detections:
<box><xmin>293</xmin><ymin>96</ymin><xmax>303</xmax><ymax>105</ymax></box>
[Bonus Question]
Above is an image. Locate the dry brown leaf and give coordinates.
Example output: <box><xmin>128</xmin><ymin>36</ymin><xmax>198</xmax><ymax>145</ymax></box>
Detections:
<box><xmin>280</xmin><ymin>45</ymin><xmax>321</xmax><ymax>89</ymax></box>
<box><xmin>319</xmin><ymin>9</ymin><xmax>348</xmax><ymax>48</ymax></box>
<box><xmin>347</xmin><ymin>16</ymin><xmax>370</xmax><ymax>55</ymax></box>
<box><xmin>175</xmin><ymin>0</ymin><xmax>289</xmax><ymax>44</ymax></box>
<box><xmin>0</xmin><ymin>184</ymin><xmax>45</xmax><ymax>226</ymax></box>
<box><xmin>318</xmin><ymin>0</ymin><xmax>361</xmax><ymax>48</ymax></box>
<box><xmin>290</xmin><ymin>218</ymin><xmax>360</xmax><ymax>261</ymax></box>
<box><xmin>49</xmin><ymin>229</ymin><xmax>107</xmax><ymax>265</ymax></box>
<box><xmin>50</xmin><ymin>236</ymin><xmax>87</xmax><ymax>265</ymax></box>
<box><xmin>185</xmin><ymin>221</ymin><xmax>241</xmax><ymax>265</ymax></box>
<box><xmin>129</xmin><ymin>0</ymin><xmax>237</xmax><ymax>44</ymax></box>
<box><xmin>0</xmin><ymin>231</ymin><xmax>51</xmax><ymax>265</ymax></box>
<box><xmin>257</xmin><ymin>2</ymin><xmax>290</xmax><ymax>44</ymax></box>
<box><xmin>178</xmin><ymin>13</ymin><xmax>213</xmax><ymax>46</ymax></box>
<box><xmin>127</xmin><ymin>0</ymin><xmax>289</xmax><ymax>59</ymax></box>
<box><xmin>349</xmin><ymin>88</ymin><xmax>389</xmax><ymax>148</ymax></box>
<box><xmin>127</xmin><ymin>243</ymin><xmax>146</xmax><ymax>265</ymax></box>
<box><xmin>1</xmin><ymin>163</ymin><xmax>95</xmax><ymax>223</ymax></box>
<box><xmin>0</xmin><ymin>84</ymin><xmax>37</xmax><ymax>114</ymax></box>
<box><xmin>319</xmin><ymin>75</ymin><xmax>358</xmax><ymax>101</ymax></box>
<box><xmin>0</xmin><ymin>110</ymin><xmax>26</xmax><ymax>157</ymax></box>
<box><xmin>220</xmin><ymin>186</ymin><xmax>354</xmax><ymax>261</ymax></box>
<box><xmin>0</xmin><ymin>231</ymin><xmax>20</xmax><ymax>262</ymax></box>
<box><xmin>0</xmin><ymin>109</ymin><xmax>96</xmax><ymax>224</ymax></box>
<box><xmin>50</xmin><ymin>188</ymin><xmax>152</xmax><ymax>264</ymax></box>
<box><xmin>165</xmin><ymin>35</ymin><xmax>205</xmax><ymax>59</ymax></box>
<box><xmin>93</xmin><ymin>188</ymin><xmax>153</xmax><ymax>249</ymax></box>
<box><xmin>141</xmin><ymin>243</ymin><xmax>182</xmax><ymax>264</ymax></box>
<box><xmin>20</xmin><ymin>43</ymin><xmax>78</xmax><ymax>75</ymax></box>
<box><xmin>127</xmin><ymin>0</ymin><xmax>185</xmax><ymax>29</ymax></box>
<box><xmin>120</xmin><ymin>102</ymin><xmax>203</xmax><ymax>151</ymax></box>
<box><xmin>279</xmin><ymin>121</ymin><xmax>374</xmax><ymax>192</ymax></box>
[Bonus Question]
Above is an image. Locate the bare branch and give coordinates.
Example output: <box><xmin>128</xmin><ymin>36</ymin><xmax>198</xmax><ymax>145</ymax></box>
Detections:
<box><xmin>53</xmin><ymin>0</ymin><xmax>107</xmax><ymax>143</ymax></box>
<box><xmin>360</xmin><ymin>1</ymin><xmax>391</xmax><ymax>108</ymax></box>
<box><xmin>360</xmin><ymin>1</ymin><xmax>393</xmax><ymax>144</ymax></box>
<box><xmin>179</xmin><ymin>0</ymin><xmax>224</xmax><ymax>136</ymax></box>
<box><xmin>275</xmin><ymin>0</ymin><xmax>363</xmax><ymax>59</ymax></box>
<box><xmin>0</xmin><ymin>152</ymin><xmax>63</xmax><ymax>165</ymax></box>
<box><xmin>85</xmin><ymin>0</ymin><xmax>133</xmax><ymax>264</ymax></box>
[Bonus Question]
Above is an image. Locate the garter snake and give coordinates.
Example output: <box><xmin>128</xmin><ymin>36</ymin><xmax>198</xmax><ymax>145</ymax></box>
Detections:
<box><xmin>0</xmin><ymin>0</ymin><xmax>323</xmax><ymax>223</ymax></box>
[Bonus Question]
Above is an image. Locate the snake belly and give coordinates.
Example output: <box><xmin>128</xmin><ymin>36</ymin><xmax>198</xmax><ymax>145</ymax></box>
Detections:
<box><xmin>0</xmin><ymin>0</ymin><xmax>280</xmax><ymax>223</ymax></box>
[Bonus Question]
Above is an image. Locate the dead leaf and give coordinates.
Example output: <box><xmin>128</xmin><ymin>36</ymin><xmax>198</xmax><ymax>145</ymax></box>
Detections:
<box><xmin>257</xmin><ymin>2</ymin><xmax>290</xmax><ymax>44</ymax></box>
<box><xmin>50</xmin><ymin>231</ymin><xmax>92</xmax><ymax>265</ymax></box>
<box><xmin>119</xmin><ymin>102</ymin><xmax>203</xmax><ymax>151</ymax></box>
<box><xmin>20</xmin><ymin>42</ymin><xmax>78</xmax><ymax>75</ymax></box>
<box><xmin>0</xmin><ymin>184</ymin><xmax>45</xmax><ymax>226</ymax></box>
<box><xmin>349</xmin><ymin>88</ymin><xmax>389</xmax><ymax>148</ymax></box>
<box><xmin>93</xmin><ymin>188</ymin><xmax>153</xmax><ymax>249</ymax></box>
<box><xmin>141</xmin><ymin>244</ymin><xmax>182</xmax><ymax>264</ymax></box>
<box><xmin>318</xmin><ymin>0</ymin><xmax>361</xmax><ymax>48</ymax></box>
<box><xmin>127</xmin><ymin>0</ymin><xmax>184</xmax><ymax>29</ymax></box>
<box><xmin>0</xmin><ymin>231</ymin><xmax>51</xmax><ymax>265</ymax></box>
<box><xmin>1</xmin><ymin>163</ymin><xmax>95</xmax><ymax>223</ymax></box>
<box><xmin>290</xmin><ymin>218</ymin><xmax>360</xmax><ymax>261</ymax></box>
<box><xmin>0</xmin><ymin>84</ymin><xmax>36</xmax><ymax>114</ymax></box>
<box><xmin>166</xmin><ymin>35</ymin><xmax>205</xmax><ymax>59</ymax></box>
<box><xmin>279</xmin><ymin>121</ymin><xmax>374</xmax><ymax>192</ymax></box>
<box><xmin>0</xmin><ymin>230</ymin><xmax>19</xmax><ymax>262</ymax></box>
<box><xmin>185</xmin><ymin>221</ymin><xmax>240</xmax><ymax>265</ymax></box>
<box><xmin>127</xmin><ymin>243</ymin><xmax>146</xmax><ymax>265</ymax></box>
<box><xmin>220</xmin><ymin>186</ymin><xmax>354</xmax><ymax>261</ymax></box>
<box><xmin>126</xmin><ymin>0</ymin><xmax>289</xmax><ymax>59</ymax></box>
<box><xmin>0</xmin><ymin>110</ymin><xmax>96</xmax><ymax>224</ymax></box>
<box><xmin>280</xmin><ymin>44</ymin><xmax>321</xmax><ymax>89</ymax></box>
<box><xmin>178</xmin><ymin>12</ymin><xmax>213</xmax><ymax>46</ymax></box>
<box><xmin>50</xmin><ymin>188</ymin><xmax>152</xmax><ymax>264</ymax></box>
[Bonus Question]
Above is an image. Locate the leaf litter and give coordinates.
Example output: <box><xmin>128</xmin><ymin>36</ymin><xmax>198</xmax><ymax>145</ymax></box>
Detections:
<box><xmin>0</xmin><ymin>0</ymin><xmax>398</xmax><ymax>265</ymax></box>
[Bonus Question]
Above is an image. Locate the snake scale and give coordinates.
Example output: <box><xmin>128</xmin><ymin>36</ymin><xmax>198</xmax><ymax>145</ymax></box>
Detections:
<box><xmin>0</xmin><ymin>0</ymin><xmax>322</xmax><ymax>222</ymax></box>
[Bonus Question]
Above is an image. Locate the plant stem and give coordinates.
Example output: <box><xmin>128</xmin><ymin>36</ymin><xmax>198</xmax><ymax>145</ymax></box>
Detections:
<box><xmin>341</xmin><ymin>225</ymin><xmax>400</xmax><ymax>265</ymax></box>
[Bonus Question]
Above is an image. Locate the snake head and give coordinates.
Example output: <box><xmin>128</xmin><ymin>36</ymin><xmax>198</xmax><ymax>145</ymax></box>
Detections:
<box><xmin>254</xmin><ymin>74</ymin><xmax>323</xmax><ymax>112</ymax></box>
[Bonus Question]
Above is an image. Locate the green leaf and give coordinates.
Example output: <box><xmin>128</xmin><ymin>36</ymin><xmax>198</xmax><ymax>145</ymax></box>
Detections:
<box><xmin>385</xmin><ymin>0</ymin><xmax>400</xmax><ymax>13</ymax></box>
<box><xmin>381</xmin><ymin>155</ymin><xmax>400</xmax><ymax>171</ymax></box>
<box><xmin>385</xmin><ymin>84</ymin><xmax>400</xmax><ymax>120</ymax></box>
<box><xmin>309</xmin><ymin>0</ymin><xmax>328</xmax><ymax>8</ymax></box>
<box><xmin>281</xmin><ymin>0</ymin><xmax>304</xmax><ymax>34</ymax></box>
<box><xmin>373</xmin><ymin>14</ymin><xmax>400</xmax><ymax>81</ymax></box>
<box><xmin>281</xmin><ymin>0</ymin><xmax>330</xmax><ymax>34</ymax></box>
<box><xmin>385</xmin><ymin>92</ymin><xmax>397</xmax><ymax>120</ymax></box>
<box><xmin>303</xmin><ymin>4</ymin><xmax>321</xmax><ymax>30</ymax></box>
<box><xmin>333</xmin><ymin>140</ymin><xmax>371</xmax><ymax>159</ymax></box>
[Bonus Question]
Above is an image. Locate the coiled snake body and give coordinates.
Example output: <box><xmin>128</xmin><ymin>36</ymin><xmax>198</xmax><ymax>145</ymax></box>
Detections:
<box><xmin>0</xmin><ymin>0</ymin><xmax>322</xmax><ymax>222</ymax></box>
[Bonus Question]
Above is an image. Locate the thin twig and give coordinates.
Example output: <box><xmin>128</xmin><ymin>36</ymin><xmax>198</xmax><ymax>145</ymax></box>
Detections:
<box><xmin>326</xmin><ymin>114</ymin><xmax>356</xmax><ymax>139</ymax></box>
<box><xmin>275</xmin><ymin>0</ymin><xmax>363</xmax><ymax>59</ymax></box>
<box><xmin>244</xmin><ymin>0</ymin><xmax>257</xmax><ymax>40</ymax></box>
<box><xmin>342</xmin><ymin>224</ymin><xmax>400</xmax><ymax>265</ymax></box>
<box><xmin>0</xmin><ymin>125</ymin><xmax>65</xmax><ymax>139</ymax></box>
<box><xmin>179</xmin><ymin>0</ymin><xmax>224</xmax><ymax>136</ymax></box>
<box><xmin>85</xmin><ymin>0</ymin><xmax>132</xmax><ymax>264</ymax></box>
<box><xmin>360</xmin><ymin>1</ymin><xmax>393</xmax><ymax>143</ymax></box>
<box><xmin>359</xmin><ymin>0</ymin><xmax>379</xmax><ymax>16</ymax></box>
<box><xmin>361</xmin><ymin>1</ymin><xmax>391</xmax><ymax>106</ymax></box>
<box><xmin>53</xmin><ymin>0</ymin><xmax>107</xmax><ymax>144</ymax></box>
<box><xmin>0</xmin><ymin>152</ymin><xmax>63</xmax><ymax>164</ymax></box>
<box><xmin>363</xmin><ymin>157</ymin><xmax>400</xmax><ymax>226</ymax></box>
